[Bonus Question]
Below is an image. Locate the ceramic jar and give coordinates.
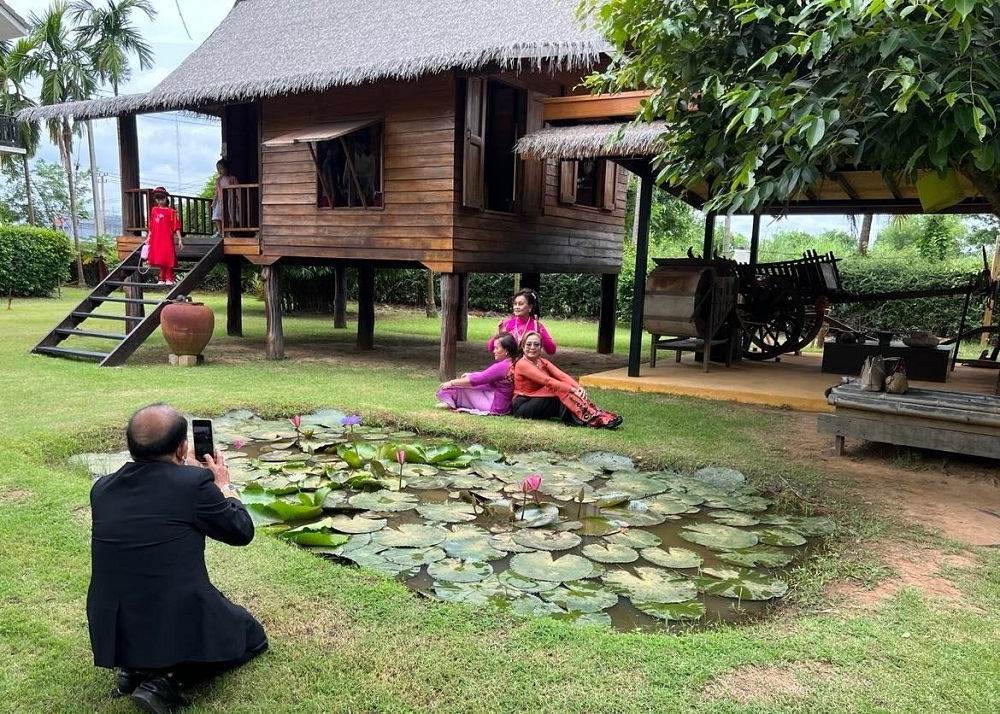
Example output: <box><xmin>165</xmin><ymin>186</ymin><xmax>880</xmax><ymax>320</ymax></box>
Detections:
<box><xmin>160</xmin><ymin>298</ymin><xmax>215</xmax><ymax>356</ymax></box>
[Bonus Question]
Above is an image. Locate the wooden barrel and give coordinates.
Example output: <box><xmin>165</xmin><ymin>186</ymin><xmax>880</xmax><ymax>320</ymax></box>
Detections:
<box><xmin>643</xmin><ymin>264</ymin><xmax>715</xmax><ymax>337</ymax></box>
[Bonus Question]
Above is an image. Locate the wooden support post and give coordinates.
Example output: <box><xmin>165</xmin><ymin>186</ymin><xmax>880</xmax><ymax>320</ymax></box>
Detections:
<box><xmin>226</xmin><ymin>258</ymin><xmax>243</xmax><ymax>336</ymax></box>
<box><xmin>262</xmin><ymin>264</ymin><xmax>284</xmax><ymax>360</ymax></box>
<box><xmin>334</xmin><ymin>266</ymin><xmax>347</xmax><ymax>329</ymax></box>
<box><xmin>627</xmin><ymin>176</ymin><xmax>654</xmax><ymax>377</ymax></box>
<box><xmin>598</xmin><ymin>272</ymin><xmax>618</xmax><ymax>354</ymax></box>
<box><xmin>520</xmin><ymin>272</ymin><xmax>540</xmax><ymax>292</ymax></box>
<box><xmin>425</xmin><ymin>269</ymin><xmax>437</xmax><ymax>318</ymax></box>
<box><xmin>749</xmin><ymin>214</ymin><xmax>761</xmax><ymax>266</ymax></box>
<box><xmin>457</xmin><ymin>272</ymin><xmax>469</xmax><ymax>341</ymax></box>
<box><xmin>702</xmin><ymin>212</ymin><xmax>716</xmax><ymax>259</ymax></box>
<box><xmin>124</xmin><ymin>279</ymin><xmax>144</xmax><ymax>333</ymax></box>
<box><xmin>118</xmin><ymin>115</ymin><xmax>140</xmax><ymax>234</ymax></box>
<box><xmin>440</xmin><ymin>273</ymin><xmax>459</xmax><ymax>380</ymax></box>
<box><xmin>357</xmin><ymin>265</ymin><xmax>375</xmax><ymax>350</ymax></box>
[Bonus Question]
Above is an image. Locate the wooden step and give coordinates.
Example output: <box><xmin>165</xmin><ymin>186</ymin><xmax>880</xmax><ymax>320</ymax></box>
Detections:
<box><xmin>54</xmin><ymin>328</ymin><xmax>126</xmax><ymax>340</ymax></box>
<box><xmin>71</xmin><ymin>312</ymin><xmax>132</xmax><ymax>321</ymax></box>
<box><xmin>34</xmin><ymin>345</ymin><xmax>109</xmax><ymax>360</ymax></box>
<box><xmin>91</xmin><ymin>296</ymin><xmax>163</xmax><ymax>306</ymax></box>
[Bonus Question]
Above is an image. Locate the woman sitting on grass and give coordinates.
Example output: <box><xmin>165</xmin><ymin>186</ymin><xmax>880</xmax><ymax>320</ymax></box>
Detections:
<box><xmin>511</xmin><ymin>331</ymin><xmax>622</xmax><ymax>429</ymax></box>
<box><xmin>436</xmin><ymin>333</ymin><xmax>519</xmax><ymax>415</ymax></box>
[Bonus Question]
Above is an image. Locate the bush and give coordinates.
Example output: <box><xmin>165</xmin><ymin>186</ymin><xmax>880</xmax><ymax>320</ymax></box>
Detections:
<box><xmin>0</xmin><ymin>225</ymin><xmax>74</xmax><ymax>298</ymax></box>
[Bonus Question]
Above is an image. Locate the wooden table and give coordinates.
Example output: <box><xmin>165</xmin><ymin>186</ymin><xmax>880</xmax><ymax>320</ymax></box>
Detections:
<box><xmin>817</xmin><ymin>383</ymin><xmax>1000</xmax><ymax>458</ymax></box>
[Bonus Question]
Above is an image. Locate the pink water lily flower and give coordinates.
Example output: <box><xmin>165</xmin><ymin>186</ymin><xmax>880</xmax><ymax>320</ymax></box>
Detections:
<box><xmin>341</xmin><ymin>415</ymin><xmax>362</xmax><ymax>426</ymax></box>
<box><xmin>522</xmin><ymin>475</ymin><xmax>542</xmax><ymax>493</ymax></box>
<box><xmin>232</xmin><ymin>439</ymin><xmax>245</xmax><ymax>450</ymax></box>
<box><xmin>289</xmin><ymin>415</ymin><xmax>302</xmax><ymax>429</ymax></box>
<box><xmin>396</xmin><ymin>450</ymin><xmax>407</xmax><ymax>465</ymax></box>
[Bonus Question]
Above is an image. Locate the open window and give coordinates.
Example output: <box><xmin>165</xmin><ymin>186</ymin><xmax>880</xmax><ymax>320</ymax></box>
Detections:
<box><xmin>263</xmin><ymin>119</ymin><xmax>383</xmax><ymax>209</ymax></box>
<box><xmin>463</xmin><ymin>78</ymin><xmax>543</xmax><ymax>214</ymax></box>
<box><xmin>558</xmin><ymin>158</ymin><xmax>617</xmax><ymax>210</ymax></box>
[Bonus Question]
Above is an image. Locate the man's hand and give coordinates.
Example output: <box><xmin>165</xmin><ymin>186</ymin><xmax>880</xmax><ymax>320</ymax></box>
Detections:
<box><xmin>203</xmin><ymin>452</ymin><xmax>238</xmax><ymax>498</ymax></box>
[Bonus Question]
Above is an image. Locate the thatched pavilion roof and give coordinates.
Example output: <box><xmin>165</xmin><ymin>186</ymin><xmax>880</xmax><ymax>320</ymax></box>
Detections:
<box><xmin>19</xmin><ymin>0</ymin><xmax>607</xmax><ymax>121</ymax></box>
<box><xmin>516</xmin><ymin>121</ymin><xmax>670</xmax><ymax>160</ymax></box>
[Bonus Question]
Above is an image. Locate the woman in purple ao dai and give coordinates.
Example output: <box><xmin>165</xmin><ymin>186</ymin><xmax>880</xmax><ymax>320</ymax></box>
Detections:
<box><xmin>436</xmin><ymin>333</ymin><xmax>520</xmax><ymax>415</ymax></box>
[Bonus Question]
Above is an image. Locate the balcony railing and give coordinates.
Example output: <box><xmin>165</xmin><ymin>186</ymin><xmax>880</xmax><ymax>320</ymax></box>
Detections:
<box><xmin>220</xmin><ymin>183</ymin><xmax>260</xmax><ymax>238</ymax></box>
<box><xmin>0</xmin><ymin>114</ymin><xmax>23</xmax><ymax>153</ymax></box>
<box><xmin>123</xmin><ymin>188</ymin><xmax>215</xmax><ymax>237</ymax></box>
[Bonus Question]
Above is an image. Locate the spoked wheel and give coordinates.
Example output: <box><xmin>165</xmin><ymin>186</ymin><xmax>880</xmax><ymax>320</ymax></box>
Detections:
<box><xmin>786</xmin><ymin>296</ymin><xmax>830</xmax><ymax>354</ymax></box>
<box><xmin>739</xmin><ymin>277</ymin><xmax>806</xmax><ymax>361</ymax></box>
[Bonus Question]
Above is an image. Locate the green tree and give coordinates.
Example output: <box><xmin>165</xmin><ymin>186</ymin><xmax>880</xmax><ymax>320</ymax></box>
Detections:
<box><xmin>0</xmin><ymin>158</ymin><xmax>90</xmax><ymax>227</ymax></box>
<box><xmin>582</xmin><ymin>0</ymin><xmax>1000</xmax><ymax>216</ymax></box>
<box><xmin>0</xmin><ymin>38</ymin><xmax>42</xmax><ymax>225</ymax></box>
<box><xmin>71</xmin><ymin>0</ymin><xmax>155</xmax><ymax>96</ymax></box>
<box><xmin>24</xmin><ymin>1</ymin><xmax>97</xmax><ymax>284</ymax></box>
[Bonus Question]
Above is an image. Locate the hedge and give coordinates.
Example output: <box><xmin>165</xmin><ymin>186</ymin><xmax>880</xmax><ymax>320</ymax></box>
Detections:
<box><xmin>0</xmin><ymin>225</ymin><xmax>74</xmax><ymax>298</ymax></box>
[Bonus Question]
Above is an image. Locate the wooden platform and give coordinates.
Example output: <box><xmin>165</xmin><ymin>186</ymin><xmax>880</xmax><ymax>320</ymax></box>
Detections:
<box><xmin>818</xmin><ymin>383</ymin><xmax>1000</xmax><ymax>458</ymax></box>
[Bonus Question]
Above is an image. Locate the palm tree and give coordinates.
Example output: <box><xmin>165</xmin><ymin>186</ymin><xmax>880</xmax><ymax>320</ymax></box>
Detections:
<box><xmin>71</xmin><ymin>0</ymin><xmax>155</xmax><ymax>96</ymax></box>
<box><xmin>25</xmin><ymin>1</ymin><xmax>97</xmax><ymax>284</ymax></box>
<box><xmin>0</xmin><ymin>38</ymin><xmax>42</xmax><ymax>226</ymax></box>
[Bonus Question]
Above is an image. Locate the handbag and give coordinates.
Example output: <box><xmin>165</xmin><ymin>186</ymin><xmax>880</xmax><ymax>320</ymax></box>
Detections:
<box><xmin>859</xmin><ymin>354</ymin><xmax>886</xmax><ymax>392</ymax></box>
<box><xmin>885</xmin><ymin>358</ymin><xmax>909</xmax><ymax>394</ymax></box>
<box><xmin>138</xmin><ymin>242</ymin><xmax>150</xmax><ymax>274</ymax></box>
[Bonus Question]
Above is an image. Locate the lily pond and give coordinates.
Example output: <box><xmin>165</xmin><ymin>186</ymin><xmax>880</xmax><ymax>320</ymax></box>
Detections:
<box><xmin>72</xmin><ymin>409</ymin><xmax>835</xmax><ymax>632</ymax></box>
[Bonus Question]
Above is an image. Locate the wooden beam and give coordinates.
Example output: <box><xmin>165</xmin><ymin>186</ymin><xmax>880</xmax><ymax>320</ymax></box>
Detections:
<box><xmin>226</xmin><ymin>258</ymin><xmax>243</xmax><ymax>336</ymax></box>
<box><xmin>263</xmin><ymin>264</ymin><xmax>284</xmax><ymax>360</ymax></box>
<box><xmin>543</xmin><ymin>91</ymin><xmax>652</xmax><ymax>123</ymax></box>
<box><xmin>357</xmin><ymin>266</ymin><xmax>375</xmax><ymax>350</ymax></box>
<box><xmin>439</xmin><ymin>273</ymin><xmax>459</xmax><ymax>380</ymax></box>
<box><xmin>598</xmin><ymin>273</ymin><xmax>618</xmax><ymax>355</ymax></box>
<box><xmin>830</xmin><ymin>172</ymin><xmax>861</xmax><ymax>200</ymax></box>
<box><xmin>883</xmin><ymin>173</ymin><xmax>903</xmax><ymax>200</ymax></box>
<box><xmin>333</xmin><ymin>265</ymin><xmax>347</xmax><ymax>329</ymax></box>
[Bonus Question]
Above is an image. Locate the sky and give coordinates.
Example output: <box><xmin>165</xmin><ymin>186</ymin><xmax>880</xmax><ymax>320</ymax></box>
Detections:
<box><xmin>8</xmin><ymin>0</ymin><xmax>232</xmax><ymax>221</ymax></box>
<box><xmin>6</xmin><ymin>0</ymin><xmax>858</xmax><ymax>238</ymax></box>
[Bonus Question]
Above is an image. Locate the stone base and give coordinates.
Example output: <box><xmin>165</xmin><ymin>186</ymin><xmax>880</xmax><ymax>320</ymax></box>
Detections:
<box><xmin>168</xmin><ymin>353</ymin><xmax>205</xmax><ymax>366</ymax></box>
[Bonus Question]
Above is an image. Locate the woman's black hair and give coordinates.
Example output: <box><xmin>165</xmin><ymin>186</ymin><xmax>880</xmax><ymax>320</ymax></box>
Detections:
<box><xmin>217</xmin><ymin>158</ymin><xmax>230</xmax><ymax>172</ymax></box>
<box><xmin>495</xmin><ymin>332</ymin><xmax>521</xmax><ymax>360</ymax></box>
<box><xmin>513</xmin><ymin>288</ymin><xmax>541</xmax><ymax>319</ymax></box>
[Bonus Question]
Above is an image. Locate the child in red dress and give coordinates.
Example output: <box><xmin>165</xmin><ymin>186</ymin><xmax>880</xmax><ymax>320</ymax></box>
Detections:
<box><xmin>146</xmin><ymin>187</ymin><xmax>183</xmax><ymax>285</ymax></box>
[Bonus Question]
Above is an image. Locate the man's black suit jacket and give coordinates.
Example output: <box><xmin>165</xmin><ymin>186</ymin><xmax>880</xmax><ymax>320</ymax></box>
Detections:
<box><xmin>88</xmin><ymin>460</ymin><xmax>265</xmax><ymax>670</ymax></box>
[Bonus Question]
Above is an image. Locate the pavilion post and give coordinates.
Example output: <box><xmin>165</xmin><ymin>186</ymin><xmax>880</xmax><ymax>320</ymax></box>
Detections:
<box><xmin>118</xmin><ymin>114</ymin><xmax>140</xmax><ymax>235</ymax></box>
<box><xmin>357</xmin><ymin>266</ymin><xmax>375</xmax><ymax>350</ymax></box>
<box><xmin>333</xmin><ymin>265</ymin><xmax>347</xmax><ymax>329</ymax></box>
<box><xmin>520</xmin><ymin>272</ymin><xmax>540</xmax><ymax>293</ymax></box>
<box><xmin>263</xmin><ymin>264</ymin><xmax>284</xmax><ymax>360</ymax></box>
<box><xmin>440</xmin><ymin>273</ymin><xmax>459</xmax><ymax>380</ymax></box>
<box><xmin>749</xmin><ymin>214</ymin><xmax>761</xmax><ymax>266</ymax></box>
<box><xmin>702</xmin><ymin>212</ymin><xmax>716</xmax><ymax>259</ymax></box>
<box><xmin>457</xmin><ymin>272</ymin><xmax>469</xmax><ymax>341</ymax></box>
<box><xmin>627</xmin><ymin>176</ymin><xmax>654</xmax><ymax>377</ymax></box>
<box><xmin>598</xmin><ymin>272</ymin><xmax>617</xmax><ymax>354</ymax></box>
<box><xmin>226</xmin><ymin>258</ymin><xmax>243</xmax><ymax>336</ymax></box>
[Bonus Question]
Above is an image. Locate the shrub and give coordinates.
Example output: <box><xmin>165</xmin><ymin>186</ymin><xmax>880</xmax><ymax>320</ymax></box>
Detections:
<box><xmin>0</xmin><ymin>225</ymin><xmax>74</xmax><ymax>298</ymax></box>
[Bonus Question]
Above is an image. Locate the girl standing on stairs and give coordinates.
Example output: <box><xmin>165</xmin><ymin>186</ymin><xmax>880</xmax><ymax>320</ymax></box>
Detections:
<box><xmin>146</xmin><ymin>187</ymin><xmax>183</xmax><ymax>285</ymax></box>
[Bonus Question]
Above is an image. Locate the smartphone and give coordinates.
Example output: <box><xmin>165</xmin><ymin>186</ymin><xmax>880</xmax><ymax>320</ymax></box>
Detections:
<box><xmin>192</xmin><ymin>419</ymin><xmax>215</xmax><ymax>463</ymax></box>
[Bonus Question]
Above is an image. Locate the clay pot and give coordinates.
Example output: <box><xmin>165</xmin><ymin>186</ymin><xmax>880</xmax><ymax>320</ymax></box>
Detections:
<box><xmin>160</xmin><ymin>298</ymin><xmax>215</xmax><ymax>356</ymax></box>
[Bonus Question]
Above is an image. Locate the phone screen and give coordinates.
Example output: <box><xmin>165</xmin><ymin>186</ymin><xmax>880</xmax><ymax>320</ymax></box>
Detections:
<box><xmin>192</xmin><ymin>419</ymin><xmax>215</xmax><ymax>462</ymax></box>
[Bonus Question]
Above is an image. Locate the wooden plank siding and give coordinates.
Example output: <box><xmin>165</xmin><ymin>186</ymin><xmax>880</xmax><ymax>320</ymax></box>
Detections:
<box><xmin>258</xmin><ymin>70</ymin><xmax>626</xmax><ymax>274</ymax></box>
<box><xmin>259</xmin><ymin>75</ymin><xmax>457</xmax><ymax>270</ymax></box>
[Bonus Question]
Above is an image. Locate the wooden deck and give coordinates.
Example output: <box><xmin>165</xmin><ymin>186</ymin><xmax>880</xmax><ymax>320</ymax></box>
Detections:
<box><xmin>116</xmin><ymin>234</ymin><xmax>260</xmax><ymax>259</ymax></box>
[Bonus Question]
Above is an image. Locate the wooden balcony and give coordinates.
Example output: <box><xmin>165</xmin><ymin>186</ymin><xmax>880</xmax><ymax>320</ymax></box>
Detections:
<box><xmin>0</xmin><ymin>113</ymin><xmax>25</xmax><ymax>154</ymax></box>
<box><xmin>543</xmin><ymin>91</ymin><xmax>653</xmax><ymax>123</ymax></box>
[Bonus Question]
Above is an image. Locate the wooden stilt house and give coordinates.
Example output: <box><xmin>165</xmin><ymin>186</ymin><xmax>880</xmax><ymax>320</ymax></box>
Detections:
<box><xmin>24</xmin><ymin>0</ymin><xmax>628</xmax><ymax>376</ymax></box>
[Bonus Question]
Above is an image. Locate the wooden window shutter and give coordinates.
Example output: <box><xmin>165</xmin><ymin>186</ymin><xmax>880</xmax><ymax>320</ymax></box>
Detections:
<box><xmin>462</xmin><ymin>77</ymin><xmax>486</xmax><ymax>209</ymax></box>
<box><xmin>559</xmin><ymin>160</ymin><xmax>578</xmax><ymax>204</ymax></box>
<box><xmin>522</xmin><ymin>92</ymin><xmax>545</xmax><ymax>217</ymax></box>
<box><xmin>601</xmin><ymin>161</ymin><xmax>617</xmax><ymax>211</ymax></box>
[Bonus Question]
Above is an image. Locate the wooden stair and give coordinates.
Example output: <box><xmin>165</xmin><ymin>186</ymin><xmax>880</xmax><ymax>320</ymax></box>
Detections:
<box><xmin>32</xmin><ymin>238</ymin><xmax>225</xmax><ymax>366</ymax></box>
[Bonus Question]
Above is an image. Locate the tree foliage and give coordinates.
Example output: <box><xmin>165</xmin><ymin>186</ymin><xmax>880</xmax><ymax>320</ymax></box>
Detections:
<box><xmin>582</xmin><ymin>0</ymin><xmax>1000</xmax><ymax>216</ymax></box>
<box><xmin>0</xmin><ymin>158</ymin><xmax>91</xmax><ymax>227</ymax></box>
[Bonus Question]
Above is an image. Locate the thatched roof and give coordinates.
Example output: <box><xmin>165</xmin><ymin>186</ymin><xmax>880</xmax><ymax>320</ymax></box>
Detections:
<box><xmin>516</xmin><ymin>121</ymin><xmax>670</xmax><ymax>160</ymax></box>
<box><xmin>20</xmin><ymin>0</ymin><xmax>607</xmax><ymax>122</ymax></box>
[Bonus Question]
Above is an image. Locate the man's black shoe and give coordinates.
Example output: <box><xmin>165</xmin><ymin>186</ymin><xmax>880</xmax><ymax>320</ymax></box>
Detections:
<box><xmin>113</xmin><ymin>668</ymin><xmax>147</xmax><ymax>697</ymax></box>
<box><xmin>129</xmin><ymin>675</ymin><xmax>189</xmax><ymax>714</ymax></box>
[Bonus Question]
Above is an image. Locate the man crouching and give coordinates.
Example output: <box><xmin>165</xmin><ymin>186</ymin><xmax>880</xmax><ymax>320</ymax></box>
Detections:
<box><xmin>88</xmin><ymin>404</ymin><xmax>267</xmax><ymax>713</ymax></box>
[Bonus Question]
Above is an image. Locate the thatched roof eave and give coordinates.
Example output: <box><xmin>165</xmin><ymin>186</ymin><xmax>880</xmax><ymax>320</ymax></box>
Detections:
<box><xmin>516</xmin><ymin>121</ymin><xmax>670</xmax><ymax>160</ymax></box>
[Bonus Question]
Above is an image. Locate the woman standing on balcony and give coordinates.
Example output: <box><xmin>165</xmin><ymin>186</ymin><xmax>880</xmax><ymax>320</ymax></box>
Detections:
<box><xmin>212</xmin><ymin>159</ymin><xmax>240</xmax><ymax>236</ymax></box>
<box><xmin>146</xmin><ymin>187</ymin><xmax>182</xmax><ymax>286</ymax></box>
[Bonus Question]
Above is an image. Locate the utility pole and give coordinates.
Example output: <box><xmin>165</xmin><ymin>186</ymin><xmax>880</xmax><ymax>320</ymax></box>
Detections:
<box><xmin>87</xmin><ymin>121</ymin><xmax>105</xmax><ymax>235</ymax></box>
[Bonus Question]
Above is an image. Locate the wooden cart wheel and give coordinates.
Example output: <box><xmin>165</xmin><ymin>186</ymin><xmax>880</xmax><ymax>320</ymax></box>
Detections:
<box><xmin>739</xmin><ymin>277</ymin><xmax>806</xmax><ymax>360</ymax></box>
<box><xmin>787</xmin><ymin>296</ymin><xmax>830</xmax><ymax>354</ymax></box>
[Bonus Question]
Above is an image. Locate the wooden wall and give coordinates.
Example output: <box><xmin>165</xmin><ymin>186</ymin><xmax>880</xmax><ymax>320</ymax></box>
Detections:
<box><xmin>260</xmin><ymin>74</ymin><xmax>457</xmax><ymax>271</ymax></box>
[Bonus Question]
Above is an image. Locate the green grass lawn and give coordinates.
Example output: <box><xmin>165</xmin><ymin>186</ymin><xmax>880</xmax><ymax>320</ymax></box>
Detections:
<box><xmin>1</xmin><ymin>289</ymin><xmax>997</xmax><ymax>713</ymax></box>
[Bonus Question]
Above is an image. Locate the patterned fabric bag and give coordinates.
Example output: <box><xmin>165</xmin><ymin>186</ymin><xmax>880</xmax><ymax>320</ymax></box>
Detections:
<box><xmin>559</xmin><ymin>391</ymin><xmax>623</xmax><ymax>429</ymax></box>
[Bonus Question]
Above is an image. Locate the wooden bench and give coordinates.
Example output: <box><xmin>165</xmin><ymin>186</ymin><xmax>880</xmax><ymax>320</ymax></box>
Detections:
<box><xmin>817</xmin><ymin>383</ymin><xmax>1000</xmax><ymax>458</ymax></box>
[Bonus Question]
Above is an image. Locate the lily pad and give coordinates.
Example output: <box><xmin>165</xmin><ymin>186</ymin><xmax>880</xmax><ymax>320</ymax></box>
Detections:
<box><xmin>497</xmin><ymin>569</ymin><xmax>561</xmax><ymax>593</ymax></box>
<box><xmin>757</xmin><ymin>515</ymin><xmax>836</xmax><ymax>537</ymax></box>
<box><xmin>374</xmin><ymin>523</ymin><xmax>449</xmax><ymax>548</ymax></box>
<box><xmin>754</xmin><ymin>528</ymin><xmax>807</xmax><ymax>547</ymax></box>
<box><xmin>382</xmin><ymin>546</ymin><xmax>447</xmax><ymax>566</ymax></box>
<box><xmin>324</xmin><ymin>515</ymin><xmax>388</xmax><ymax>534</ymax></box>
<box><xmin>643</xmin><ymin>493</ymin><xmax>698</xmax><ymax>516</ymax></box>
<box><xmin>698</xmin><ymin>567</ymin><xmax>788</xmax><ymax>600</ymax></box>
<box><xmin>443</xmin><ymin>525</ymin><xmax>505</xmax><ymax>561</ymax></box>
<box><xmin>602</xmin><ymin>567</ymin><xmax>699</xmax><ymax>603</ymax></box>
<box><xmin>578</xmin><ymin>451</ymin><xmax>635</xmax><ymax>473</ymax></box>
<box><xmin>632</xmin><ymin>599</ymin><xmax>706</xmax><ymax>621</ymax></box>
<box><xmin>605</xmin><ymin>529</ymin><xmax>662</xmax><ymax>549</ymax></box>
<box><xmin>511</xmin><ymin>529</ymin><xmax>582</xmax><ymax>552</ymax></box>
<box><xmin>692</xmin><ymin>466</ymin><xmax>746</xmax><ymax>489</ymax></box>
<box><xmin>601</xmin><ymin>506</ymin><xmax>667</xmax><ymax>527</ymax></box>
<box><xmin>488</xmin><ymin>533</ymin><xmax>534</xmax><ymax>554</ymax></box>
<box><xmin>512</xmin><ymin>503</ymin><xmax>560</xmax><ymax>528</ymax></box>
<box><xmin>577</xmin><ymin>517</ymin><xmax>622</xmax><ymax>537</ymax></box>
<box><xmin>426</xmin><ymin>558</ymin><xmax>493</xmax><ymax>583</ymax></box>
<box><xmin>550</xmin><ymin>610</ymin><xmax>613</xmax><ymax>627</ymax></box>
<box><xmin>509</xmin><ymin>552</ymin><xmax>595</xmax><ymax>582</ymax></box>
<box><xmin>280</xmin><ymin>528</ymin><xmax>350</xmax><ymax>548</ymax></box>
<box><xmin>581</xmin><ymin>543</ymin><xmax>639</xmax><ymax>563</ymax></box>
<box><xmin>717</xmin><ymin>547</ymin><xmax>795</xmax><ymax>568</ymax></box>
<box><xmin>679</xmin><ymin>523</ymin><xmax>759</xmax><ymax>550</ymax></box>
<box><xmin>541</xmin><ymin>581</ymin><xmax>619</xmax><ymax>613</ymax></box>
<box><xmin>416</xmin><ymin>501</ymin><xmax>478</xmax><ymax>523</ymax></box>
<box><xmin>604</xmin><ymin>473</ymin><xmax>670</xmax><ymax>498</ymax></box>
<box><xmin>506</xmin><ymin>594</ymin><xmax>565</xmax><ymax>618</ymax></box>
<box><xmin>348</xmin><ymin>490</ymin><xmax>419</xmax><ymax>512</ymax></box>
<box><xmin>639</xmin><ymin>547</ymin><xmax>703</xmax><ymax>569</ymax></box>
<box><xmin>702</xmin><ymin>494</ymin><xmax>772</xmax><ymax>512</ymax></box>
<box><xmin>433</xmin><ymin>578</ymin><xmax>506</xmax><ymax>605</ymax></box>
<box><xmin>707</xmin><ymin>510</ymin><xmax>760</xmax><ymax>527</ymax></box>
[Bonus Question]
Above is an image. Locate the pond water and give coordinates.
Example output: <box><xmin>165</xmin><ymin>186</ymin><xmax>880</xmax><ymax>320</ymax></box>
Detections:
<box><xmin>71</xmin><ymin>409</ymin><xmax>834</xmax><ymax>633</ymax></box>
